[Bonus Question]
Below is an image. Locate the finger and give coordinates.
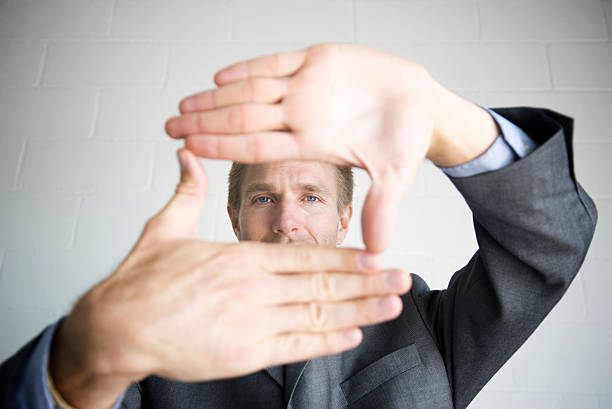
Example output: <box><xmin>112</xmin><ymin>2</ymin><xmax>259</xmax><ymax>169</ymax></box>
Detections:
<box><xmin>260</xmin><ymin>327</ymin><xmax>363</xmax><ymax>368</ymax></box>
<box><xmin>361</xmin><ymin>173</ymin><xmax>415</xmax><ymax>253</ymax></box>
<box><xmin>184</xmin><ymin>132</ymin><xmax>301</xmax><ymax>163</ymax></box>
<box><xmin>269</xmin><ymin>295</ymin><xmax>403</xmax><ymax>334</ymax></box>
<box><xmin>214</xmin><ymin>50</ymin><xmax>306</xmax><ymax>86</ymax></box>
<box><xmin>250</xmin><ymin>243</ymin><xmax>381</xmax><ymax>274</ymax></box>
<box><xmin>179</xmin><ymin>78</ymin><xmax>289</xmax><ymax>114</ymax></box>
<box><xmin>143</xmin><ymin>148</ymin><xmax>208</xmax><ymax>241</ymax></box>
<box><xmin>166</xmin><ymin>104</ymin><xmax>286</xmax><ymax>138</ymax></box>
<box><xmin>263</xmin><ymin>269</ymin><xmax>412</xmax><ymax>305</ymax></box>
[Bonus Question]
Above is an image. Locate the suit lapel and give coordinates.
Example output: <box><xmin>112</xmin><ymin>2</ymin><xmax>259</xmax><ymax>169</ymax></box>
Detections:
<box><xmin>265</xmin><ymin>365</ymin><xmax>284</xmax><ymax>388</ymax></box>
<box><xmin>263</xmin><ymin>360</ymin><xmax>310</xmax><ymax>398</ymax></box>
<box><xmin>286</xmin><ymin>355</ymin><xmax>348</xmax><ymax>409</ymax></box>
<box><xmin>284</xmin><ymin>360</ymin><xmax>309</xmax><ymax>406</ymax></box>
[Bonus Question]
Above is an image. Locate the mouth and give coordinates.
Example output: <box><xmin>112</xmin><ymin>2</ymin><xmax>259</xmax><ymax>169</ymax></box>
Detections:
<box><xmin>265</xmin><ymin>237</ymin><xmax>315</xmax><ymax>245</ymax></box>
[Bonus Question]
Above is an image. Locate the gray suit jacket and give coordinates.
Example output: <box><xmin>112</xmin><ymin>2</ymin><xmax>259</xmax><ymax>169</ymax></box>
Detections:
<box><xmin>0</xmin><ymin>108</ymin><xmax>597</xmax><ymax>409</ymax></box>
<box><xmin>121</xmin><ymin>108</ymin><xmax>597</xmax><ymax>409</ymax></box>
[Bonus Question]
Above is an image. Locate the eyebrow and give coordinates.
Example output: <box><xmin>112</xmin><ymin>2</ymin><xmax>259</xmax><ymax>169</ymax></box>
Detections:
<box><xmin>243</xmin><ymin>183</ymin><xmax>333</xmax><ymax>198</ymax></box>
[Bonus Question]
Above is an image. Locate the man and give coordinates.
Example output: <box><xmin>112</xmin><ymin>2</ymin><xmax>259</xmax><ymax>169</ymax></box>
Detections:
<box><xmin>0</xmin><ymin>43</ymin><xmax>597</xmax><ymax>409</ymax></box>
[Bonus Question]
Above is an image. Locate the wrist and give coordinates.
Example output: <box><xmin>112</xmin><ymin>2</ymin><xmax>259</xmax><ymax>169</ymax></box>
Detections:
<box><xmin>49</xmin><ymin>295</ymin><xmax>134</xmax><ymax>409</ymax></box>
<box><xmin>427</xmin><ymin>78</ymin><xmax>500</xmax><ymax>167</ymax></box>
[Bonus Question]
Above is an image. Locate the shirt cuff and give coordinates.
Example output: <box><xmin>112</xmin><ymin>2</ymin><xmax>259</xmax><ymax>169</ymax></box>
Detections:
<box><xmin>14</xmin><ymin>318</ymin><xmax>125</xmax><ymax>409</ymax></box>
<box><xmin>439</xmin><ymin>107</ymin><xmax>539</xmax><ymax>178</ymax></box>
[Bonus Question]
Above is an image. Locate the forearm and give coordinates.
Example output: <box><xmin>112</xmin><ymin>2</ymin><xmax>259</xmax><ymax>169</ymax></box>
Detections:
<box><xmin>49</xmin><ymin>296</ymin><xmax>133</xmax><ymax>409</ymax></box>
<box><xmin>426</xmin><ymin>77</ymin><xmax>500</xmax><ymax>168</ymax></box>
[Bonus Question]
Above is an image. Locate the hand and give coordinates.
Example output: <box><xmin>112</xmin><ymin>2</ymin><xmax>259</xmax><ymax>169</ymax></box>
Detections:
<box><xmin>165</xmin><ymin>43</ymin><xmax>498</xmax><ymax>252</ymax></box>
<box><xmin>49</xmin><ymin>148</ymin><xmax>412</xmax><ymax>409</ymax></box>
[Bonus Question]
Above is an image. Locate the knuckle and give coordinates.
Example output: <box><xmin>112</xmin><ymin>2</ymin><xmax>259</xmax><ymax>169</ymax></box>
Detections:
<box><xmin>312</xmin><ymin>272</ymin><xmax>335</xmax><ymax>301</ymax></box>
<box><xmin>143</xmin><ymin>214</ymin><xmax>163</xmax><ymax>235</ymax></box>
<box><xmin>275</xmin><ymin>104</ymin><xmax>286</xmax><ymax>129</ymax></box>
<box><xmin>143</xmin><ymin>215</ymin><xmax>157</xmax><ymax>231</ymax></box>
<box><xmin>370</xmin><ymin>274</ymin><xmax>385</xmax><ymax>295</ymax></box>
<box><xmin>247</xmin><ymin>134</ymin><xmax>262</xmax><ymax>163</ymax></box>
<box><xmin>311</xmin><ymin>43</ymin><xmax>340</xmax><ymax>62</ymax></box>
<box><xmin>228</xmin><ymin>106</ymin><xmax>246</xmax><ymax>132</ymax></box>
<box><xmin>197</xmin><ymin>113</ymin><xmax>208</xmax><ymax>132</ymax></box>
<box><xmin>284</xmin><ymin>333</ymin><xmax>304</xmax><ymax>357</ymax></box>
<box><xmin>246</xmin><ymin>59</ymin><xmax>256</xmax><ymax>77</ymax></box>
<box><xmin>210</xmin><ymin>89</ymin><xmax>219</xmax><ymax>108</ymax></box>
<box><xmin>175</xmin><ymin>180</ymin><xmax>204</xmax><ymax>200</ymax></box>
<box><xmin>269</xmin><ymin>54</ymin><xmax>281</xmax><ymax>75</ymax></box>
<box><xmin>307</xmin><ymin>302</ymin><xmax>327</xmax><ymax>331</ymax></box>
<box><xmin>244</xmin><ymin>78</ymin><xmax>257</xmax><ymax>102</ymax></box>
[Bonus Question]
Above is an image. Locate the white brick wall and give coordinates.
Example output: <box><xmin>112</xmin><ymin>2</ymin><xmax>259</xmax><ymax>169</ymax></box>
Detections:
<box><xmin>230</xmin><ymin>1</ymin><xmax>354</xmax><ymax>42</ymax></box>
<box><xmin>549</xmin><ymin>42</ymin><xmax>612</xmax><ymax>88</ymax></box>
<box><xmin>0</xmin><ymin>1</ymin><xmax>610</xmax><ymax>407</ymax></box>
<box><xmin>43</xmin><ymin>42</ymin><xmax>168</xmax><ymax>87</ymax></box>
<box><xmin>479</xmin><ymin>0</ymin><xmax>608</xmax><ymax>41</ymax></box>
<box><xmin>355</xmin><ymin>1</ymin><xmax>479</xmax><ymax>42</ymax></box>
<box><xmin>111</xmin><ymin>1</ymin><xmax>230</xmax><ymax>41</ymax></box>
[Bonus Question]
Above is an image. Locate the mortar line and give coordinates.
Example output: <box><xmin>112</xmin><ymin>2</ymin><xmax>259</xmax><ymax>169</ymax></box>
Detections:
<box><xmin>34</xmin><ymin>42</ymin><xmax>48</xmax><ymax>87</ymax></box>
<box><xmin>544</xmin><ymin>43</ymin><xmax>555</xmax><ymax>91</ymax></box>
<box><xmin>143</xmin><ymin>141</ymin><xmax>157</xmax><ymax>192</ymax></box>
<box><xmin>352</xmin><ymin>0</ymin><xmax>356</xmax><ymax>43</ymax></box>
<box><xmin>600</xmin><ymin>0</ymin><xmax>612</xmax><ymax>40</ymax></box>
<box><xmin>228</xmin><ymin>0</ymin><xmax>233</xmax><ymax>41</ymax></box>
<box><xmin>88</xmin><ymin>90</ymin><xmax>101</xmax><ymax>139</ymax></box>
<box><xmin>12</xmin><ymin>138</ymin><xmax>29</xmax><ymax>190</ymax></box>
<box><xmin>68</xmin><ymin>195</ymin><xmax>85</xmax><ymax>249</ymax></box>
<box><xmin>161</xmin><ymin>42</ymin><xmax>170</xmax><ymax>88</ymax></box>
<box><xmin>475</xmin><ymin>0</ymin><xmax>482</xmax><ymax>41</ymax></box>
<box><xmin>107</xmin><ymin>0</ymin><xmax>117</xmax><ymax>37</ymax></box>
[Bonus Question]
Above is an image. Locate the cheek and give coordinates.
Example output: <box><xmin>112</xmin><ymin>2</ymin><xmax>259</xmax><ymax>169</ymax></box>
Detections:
<box><xmin>238</xmin><ymin>211</ymin><xmax>270</xmax><ymax>240</ymax></box>
<box><xmin>305</xmin><ymin>212</ymin><xmax>341</xmax><ymax>243</ymax></box>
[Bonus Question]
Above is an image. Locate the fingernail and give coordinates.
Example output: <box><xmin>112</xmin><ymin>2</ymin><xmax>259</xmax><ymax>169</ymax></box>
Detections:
<box><xmin>360</xmin><ymin>253</ymin><xmax>379</xmax><ymax>271</ymax></box>
<box><xmin>384</xmin><ymin>271</ymin><xmax>406</xmax><ymax>290</ymax></box>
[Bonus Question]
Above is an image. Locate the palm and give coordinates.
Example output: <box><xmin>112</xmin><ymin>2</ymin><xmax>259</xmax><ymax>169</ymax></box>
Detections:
<box><xmin>280</xmin><ymin>45</ymin><xmax>433</xmax><ymax>173</ymax></box>
<box><xmin>167</xmin><ymin>43</ymin><xmax>436</xmax><ymax>252</ymax></box>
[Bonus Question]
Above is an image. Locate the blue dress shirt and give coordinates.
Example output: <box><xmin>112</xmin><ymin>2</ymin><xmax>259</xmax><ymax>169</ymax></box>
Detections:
<box><xmin>9</xmin><ymin>108</ymin><xmax>537</xmax><ymax>409</ymax></box>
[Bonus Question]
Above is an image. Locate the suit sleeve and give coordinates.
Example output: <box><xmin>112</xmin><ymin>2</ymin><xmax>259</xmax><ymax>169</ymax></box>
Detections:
<box><xmin>0</xmin><ymin>321</ymin><xmax>60</xmax><ymax>408</ymax></box>
<box><xmin>409</xmin><ymin>107</ymin><xmax>598</xmax><ymax>409</ymax></box>
<box><xmin>0</xmin><ymin>318</ymin><xmax>131</xmax><ymax>409</ymax></box>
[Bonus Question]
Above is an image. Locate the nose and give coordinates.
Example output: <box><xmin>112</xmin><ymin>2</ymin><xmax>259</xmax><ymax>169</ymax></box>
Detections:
<box><xmin>271</xmin><ymin>200</ymin><xmax>301</xmax><ymax>237</ymax></box>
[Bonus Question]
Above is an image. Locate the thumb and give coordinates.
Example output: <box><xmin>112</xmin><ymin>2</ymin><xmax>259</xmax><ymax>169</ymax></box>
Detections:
<box><xmin>361</xmin><ymin>172</ymin><xmax>413</xmax><ymax>253</ymax></box>
<box><xmin>146</xmin><ymin>148</ymin><xmax>208</xmax><ymax>240</ymax></box>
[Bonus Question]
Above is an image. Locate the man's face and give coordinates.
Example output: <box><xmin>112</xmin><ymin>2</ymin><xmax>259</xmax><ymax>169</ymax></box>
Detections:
<box><xmin>228</xmin><ymin>161</ymin><xmax>352</xmax><ymax>246</ymax></box>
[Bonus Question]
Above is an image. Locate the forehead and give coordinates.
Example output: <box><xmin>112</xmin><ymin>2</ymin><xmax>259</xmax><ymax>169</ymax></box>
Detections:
<box><xmin>241</xmin><ymin>161</ymin><xmax>338</xmax><ymax>194</ymax></box>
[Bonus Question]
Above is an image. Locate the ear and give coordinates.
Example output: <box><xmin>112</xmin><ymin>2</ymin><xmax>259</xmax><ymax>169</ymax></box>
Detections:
<box><xmin>336</xmin><ymin>204</ymin><xmax>353</xmax><ymax>245</ymax></box>
<box><xmin>227</xmin><ymin>205</ymin><xmax>241</xmax><ymax>240</ymax></box>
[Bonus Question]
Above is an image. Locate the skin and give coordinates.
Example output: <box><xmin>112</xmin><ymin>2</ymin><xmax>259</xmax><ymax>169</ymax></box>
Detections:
<box><xmin>228</xmin><ymin>161</ymin><xmax>352</xmax><ymax>246</ymax></box>
<box><xmin>168</xmin><ymin>43</ymin><xmax>499</xmax><ymax>252</ymax></box>
<box><xmin>49</xmin><ymin>150</ymin><xmax>408</xmax><ymax>409</ymax></box>
<box><xmin>50</xmin><ymin>43</ymin><xmax>500</xmax><ymax>408</ymax></box>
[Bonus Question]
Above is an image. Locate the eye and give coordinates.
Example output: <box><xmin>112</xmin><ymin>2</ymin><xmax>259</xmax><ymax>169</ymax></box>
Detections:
<box><xmin>304</xmin><ymin>195</ymin><xmax>319</xmax><ymax>202</ymax></box>
<box><xmin>255</xmin><ymin>196</ymin><xmax>271</xmax><ymax>204</ymax></box>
